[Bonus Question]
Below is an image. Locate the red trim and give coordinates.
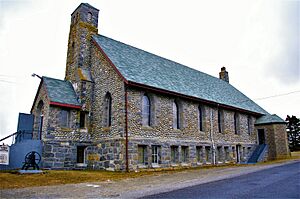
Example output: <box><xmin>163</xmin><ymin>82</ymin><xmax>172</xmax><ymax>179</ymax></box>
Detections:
<box><xmin>127</xmin><ymin>81</ymin><xmax>262</xmax><ymax>116</ymax></box>
<box><xmin>92</xmin><ymin>38</ymin><xmax>128</xmax><ymax>84</ymax></box>
<box><xmin>50</xmin><ymin>102</ymin><xmax>81</xmax><ymax>109</ymax></box>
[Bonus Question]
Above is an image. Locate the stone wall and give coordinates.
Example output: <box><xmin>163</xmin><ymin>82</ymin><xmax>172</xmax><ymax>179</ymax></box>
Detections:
<box><xmin>90</xmin><ymin>43</ymin><xmax>126</xmax><ymax>140</ymax></box>
<box><xmin>31</xmin><ymin>83</ymin><xmax>50</xmax><ymax>140</ymax></box>
<box><xmin>124</xmin><ymin>87</ymin><xmax>258</xmax><ymax>170</ymax></box>
<box><xmin>273</xmin><ymin>124</ymin><xmax>290</xmax><ymax>158</ymax></box>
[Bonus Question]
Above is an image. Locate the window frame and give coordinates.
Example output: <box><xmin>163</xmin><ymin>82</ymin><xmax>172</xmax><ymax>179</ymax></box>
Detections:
<box><xmin>181</xmin><ymin>146</ymin><xmax>189</xmax><ymax>163</ymax></box>
<box><xmin>151</xmin><ymin>145</ymin><xmax>159</xmax><ymax>164</ymax></box>
<box><xmin>173</xmin><ymin>101</ymin><xmax>180</xmax><ymax>129</ymax></box>
<box><xmin>196</xmin><ymin>146</ymin><xmax>203</xmax><ymax>163</ymax></box>
<box><xmin>138</xmin><ymin>145</ymin><xmax>147</xmax><ymax>165</ymax></box>
<box><xmin>171</xmin><ymin>146</ymin><xmax>179</xmax><ymax>164</ymax></box>
<box><xmin>247</xmin><ymin>116</ymin><xmax>252</xmax><ymax>134</ymax></box>
<box><xmin>104</xmin><ymin>92</ymin><xmax>112</xmax><ymax>127</ymax></box>
<box><xmin>218</xmin><ymin>109</ymin><xmax>224</xmax><ymax>133</ymax></box>
<box><xmin>79</xmin><ymin>111</ymin><xmax>86</xmax><ymax>128</ymax></box>
<box><xmin>142</xmin><ymin>94</ymin><xmax>151</xmax><ymax>126</ymax></box>
<box><xmin>234</xmin><ymin>112</ymin><xmax>240</xmax><ymax>134</ymax></box>
<box><xmin>61</xmin><ymin>109</ymin><xmax>70</xmax><ymax>128</ymax></box>
<box><xmin>198</xmin><ymin>106</ymin><xmax>204</xmax><ymax>131</ymax></box>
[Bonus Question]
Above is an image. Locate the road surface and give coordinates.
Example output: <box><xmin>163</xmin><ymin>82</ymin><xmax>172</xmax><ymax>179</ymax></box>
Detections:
<box><xmin>142</xmin><ymin>161</ymin><xmax>300</xmax><ymax>199</ymax></box>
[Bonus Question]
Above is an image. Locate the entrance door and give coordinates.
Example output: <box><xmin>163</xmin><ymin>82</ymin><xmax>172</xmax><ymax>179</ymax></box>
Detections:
<box><xmin>258</xmin><ymin>129</ymin><xmax>265</xmax><ymax>145</ymax></box>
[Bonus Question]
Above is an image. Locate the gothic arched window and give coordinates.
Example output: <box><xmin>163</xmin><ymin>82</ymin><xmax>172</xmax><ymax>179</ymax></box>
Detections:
<box><xmin>104</xmin><ymin>92</ymin><xmax>112</xmax><ymax>127</ymax></box>
<box><xmin>199</xmin><ymin>106</ymin><xmax>203</xmax><ymax>131</ymax></box>
<box><xmin>234</xmin><ymin>113</ymin><xmax>240</xmax><ymax>134</ymax></box>
<box><xmin>142</xmin><ymin>94</ymin><xmax>151</xmax><ymax>126</ymax></box>
<box><xmin>218</xmin><ymin>109</ymin><xmax>224</xmax><ymax>133</ymax></box>
<box><xmin>173</xmin><ymin>101</ymin><xmax>180</xmax><ymax>129</ymax></box>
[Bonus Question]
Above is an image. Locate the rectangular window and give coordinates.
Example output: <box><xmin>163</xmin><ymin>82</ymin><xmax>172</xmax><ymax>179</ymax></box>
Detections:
<box><xmin>224</xmin><ymin>146</ymin><xmax>230</xmax><ymax>162</ymax></box>
<box><xmin>217</xmin><ymin>146</ymin><xmax>222</xmax><ymax>162</ymax></box>
<box><xmin>152</xmin><ymin>146</ymin><xmax>159</xmax><ymax>164</ymax></box>
<box><xmin>77</xmin><ymin>146</ymin><xmax>86</xmax><ymax>163</ymax></box>
<box><xmin>80</xmin><ymin>111</ymin><xmax>86</xmax><ymax>128</ymax></box>
<box><xmin>171</xmin><ymin>146</ymin><xmax>179</xmax><ymax>163</ymax></box>
<box><xmin>61</xmin><ymin>110</ymin><xmax>70</xmax><ymax>128</ymax></box>
<box><xmin>138</xmin><ymin>145</ymin><xmax>147</xmax><ymax>164</ymax></box>
<box><xmin>205</xmin><ymin>146</ymin><xmax>211</xmax><ymax>163</ymax></box>
<box><xmin>196</xmin><ymin>146</ymin><xmax>203</xmax><ymax>163</ymax></box>
<box><xmin>181</xmin><ymin>146</ymin><xmax>189</xmax><ymax>163</ymax></box>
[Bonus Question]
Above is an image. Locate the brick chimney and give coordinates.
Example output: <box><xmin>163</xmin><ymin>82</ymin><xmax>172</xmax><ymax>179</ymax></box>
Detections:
<box><xmin>219</xmin><ymin>67</ymin><xmax>229</xmax><ymax>83</ymax></box>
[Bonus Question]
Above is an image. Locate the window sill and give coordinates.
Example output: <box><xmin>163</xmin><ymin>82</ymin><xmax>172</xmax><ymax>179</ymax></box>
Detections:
<box><xmin>60</xmin><ymin>127</ymin><xmax>73</xmax><ymax>132</ymax></box>
<box><xmin>181</xmin><ymin>163</ymin><xmax>189</xmax><ymax>167</ymax></box>
<box><xmin>173</xmin><ymin>128</ymin><xmax>182</xmax><ymax>132</ymax></box>
<box><xmin>102</xmin><ymin>127</ymin><xmax>111</xmax><ymax>132</ymax></box>
<box><xmin>79</xmin><ymin>128</ymin><xmax>88</xmax><ymax>133</ymax></box>
<box><xmin>141</xmin><ymin>126</ymin><xmax>153</xmax><ymax>131</ymax></box>
<box><xmin>151</xmin><ymin>164</ymin><xmax>160</xmax><ymax>168</ymax></box>
<box><xmin>138</xmin><ymin>164</ymin><xmax>148</xmax><ymax>169</ymax></box>
<box><xmin>76</xmin><ymin>163</ymin><xmax>87</xmax><ymax>167</ymax></box>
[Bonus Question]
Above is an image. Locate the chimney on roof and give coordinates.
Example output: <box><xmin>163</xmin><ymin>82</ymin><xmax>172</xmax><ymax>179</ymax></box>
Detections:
<box><xmin>219</xmin><ymin>67</ymin><xmax>229</xmax><ymax>83</ymax></box>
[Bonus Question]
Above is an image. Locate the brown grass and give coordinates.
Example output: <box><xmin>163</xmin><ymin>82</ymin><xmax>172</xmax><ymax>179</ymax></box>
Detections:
<box><xmin>1</xmin><ymin>154</ymin><xmax>299</xmax><ymax>190</ymax></box>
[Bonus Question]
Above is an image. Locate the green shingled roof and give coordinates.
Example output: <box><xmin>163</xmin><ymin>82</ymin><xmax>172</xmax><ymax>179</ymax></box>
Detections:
<box><xmin>43</xmin><ymin>77</ymin><xmax>80</xmax><ymax>106</ymax></box>
<box><xmin>255</xmin><ymin>114</ymin><xmax>286</xmax><ymax>125</ymax></box>
<box><xmin>93</xmin><ymin>35</ymin><xmax>268</xmax><ymax>115</ymax></box>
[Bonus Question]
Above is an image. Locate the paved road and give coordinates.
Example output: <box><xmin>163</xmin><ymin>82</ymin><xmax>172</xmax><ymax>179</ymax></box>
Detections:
<box><xmin>142</xmin><ymin>161</ymin><xmax>300</xmax><ymax>199</ymax></box>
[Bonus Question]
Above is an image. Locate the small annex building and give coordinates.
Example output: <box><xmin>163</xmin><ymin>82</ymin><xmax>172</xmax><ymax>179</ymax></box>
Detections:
<box><xmin>30</xmin><ymin>3</ymin><xmax>289</xmax><ymax>171</ymax></box>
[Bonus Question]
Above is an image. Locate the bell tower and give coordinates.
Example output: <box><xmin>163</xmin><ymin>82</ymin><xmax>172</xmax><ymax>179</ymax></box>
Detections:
<box><xmin>65</xmin><ymin>3</ymin><xmax>99</xmax><ymax>83</ymax></box>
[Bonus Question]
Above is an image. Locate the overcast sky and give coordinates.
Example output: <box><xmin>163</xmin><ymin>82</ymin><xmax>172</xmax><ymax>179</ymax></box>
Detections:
<box><xmin>0</xmin><ymin>0</ymin><xmax>299</xmax><ymax>144</ymax></box>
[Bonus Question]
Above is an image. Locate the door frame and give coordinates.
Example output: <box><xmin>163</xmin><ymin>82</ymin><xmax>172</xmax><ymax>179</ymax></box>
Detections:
<box><xmin>257</xmin><ymin>129</ymin><xmax>266</xmax><ymax>145</ymax></box>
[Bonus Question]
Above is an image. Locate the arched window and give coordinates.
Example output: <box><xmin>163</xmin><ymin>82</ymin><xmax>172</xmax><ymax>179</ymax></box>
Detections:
<box><xmin>234</xmin><ymin>113</ymin><xmax>240</xmax><ymax>134</ymax></box>
<box><xmin>199</xmin><ymin>106</ymin><xmax>203</xmax><ymax>131</ymax></box>
<box><xmin>173</xmin><ymin>101</ymin><xmax>180</xmax><ymax>129</ymax></box>
<box><xmin>142</xmin><ymin>94</ymin><xmax>151</xmax><ymax>126</ymax></box>
<box><xmin>104</xmin><ymin>92</ymin><xmax>112</xmax><ymax>127</ymax></box>
<box><xmin>218</xmin><ymin>109</ymin><xmax>224</xmax><ymax>133</ymax></box>
<box><xmin>87</xmin><ymin>12</ymin><xmax>92</xmax><ymax>22</ymax></box>
<box><xmin>247</xmin><ymin>115</ymin><xmax>252</xmax><ymax>134</ymax></box>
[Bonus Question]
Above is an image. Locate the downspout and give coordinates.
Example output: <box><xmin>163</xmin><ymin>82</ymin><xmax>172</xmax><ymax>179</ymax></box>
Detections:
<box><xmin>124</xmin><ymin>85</ymin><xmax>129</xmax><ymax>172</ymax></box>
<box><xmin>210</xmin><ymin>107</ymin><xmax>216</xmax><ymax>165</ymax></box>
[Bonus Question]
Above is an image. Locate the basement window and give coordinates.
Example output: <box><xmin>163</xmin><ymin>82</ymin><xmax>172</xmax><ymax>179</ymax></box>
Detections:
<box><xmin>77</xmin><ymin>146</ymin><xmax>86</xmax><ymax>164</ymax></box>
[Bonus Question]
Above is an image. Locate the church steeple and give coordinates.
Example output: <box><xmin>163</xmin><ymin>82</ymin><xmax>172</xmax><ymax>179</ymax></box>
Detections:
<box><xmin>65</xmin><ymin>3</ymin><xmax>99</xmax><ymax>82</ymax></box>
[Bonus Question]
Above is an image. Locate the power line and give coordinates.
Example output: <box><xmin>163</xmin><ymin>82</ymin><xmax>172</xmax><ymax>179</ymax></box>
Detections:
<box><xmin>254</xmin><ymin>90</ymin><xmax>300</xmax><ymax>101</ymax></box>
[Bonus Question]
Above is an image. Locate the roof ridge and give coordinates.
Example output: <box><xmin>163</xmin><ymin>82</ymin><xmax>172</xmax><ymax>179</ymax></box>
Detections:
<box><xmin>43</xmin><ymin>76</ymin><xmax>66</xmax><ymax>82</ymax></box>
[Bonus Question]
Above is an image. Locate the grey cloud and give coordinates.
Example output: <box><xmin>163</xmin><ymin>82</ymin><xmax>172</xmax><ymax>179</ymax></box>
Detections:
<box><xmin>266</xmin><ymin>1</ymin><xmax>299</xmax><ymax>84</ymax></box>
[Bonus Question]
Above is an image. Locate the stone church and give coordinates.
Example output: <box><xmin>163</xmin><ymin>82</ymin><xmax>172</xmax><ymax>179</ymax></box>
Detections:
<box><xmin>31</xmin><ymin>3</ymin><xmax>289</xmax><ymax>171</ymax></box>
